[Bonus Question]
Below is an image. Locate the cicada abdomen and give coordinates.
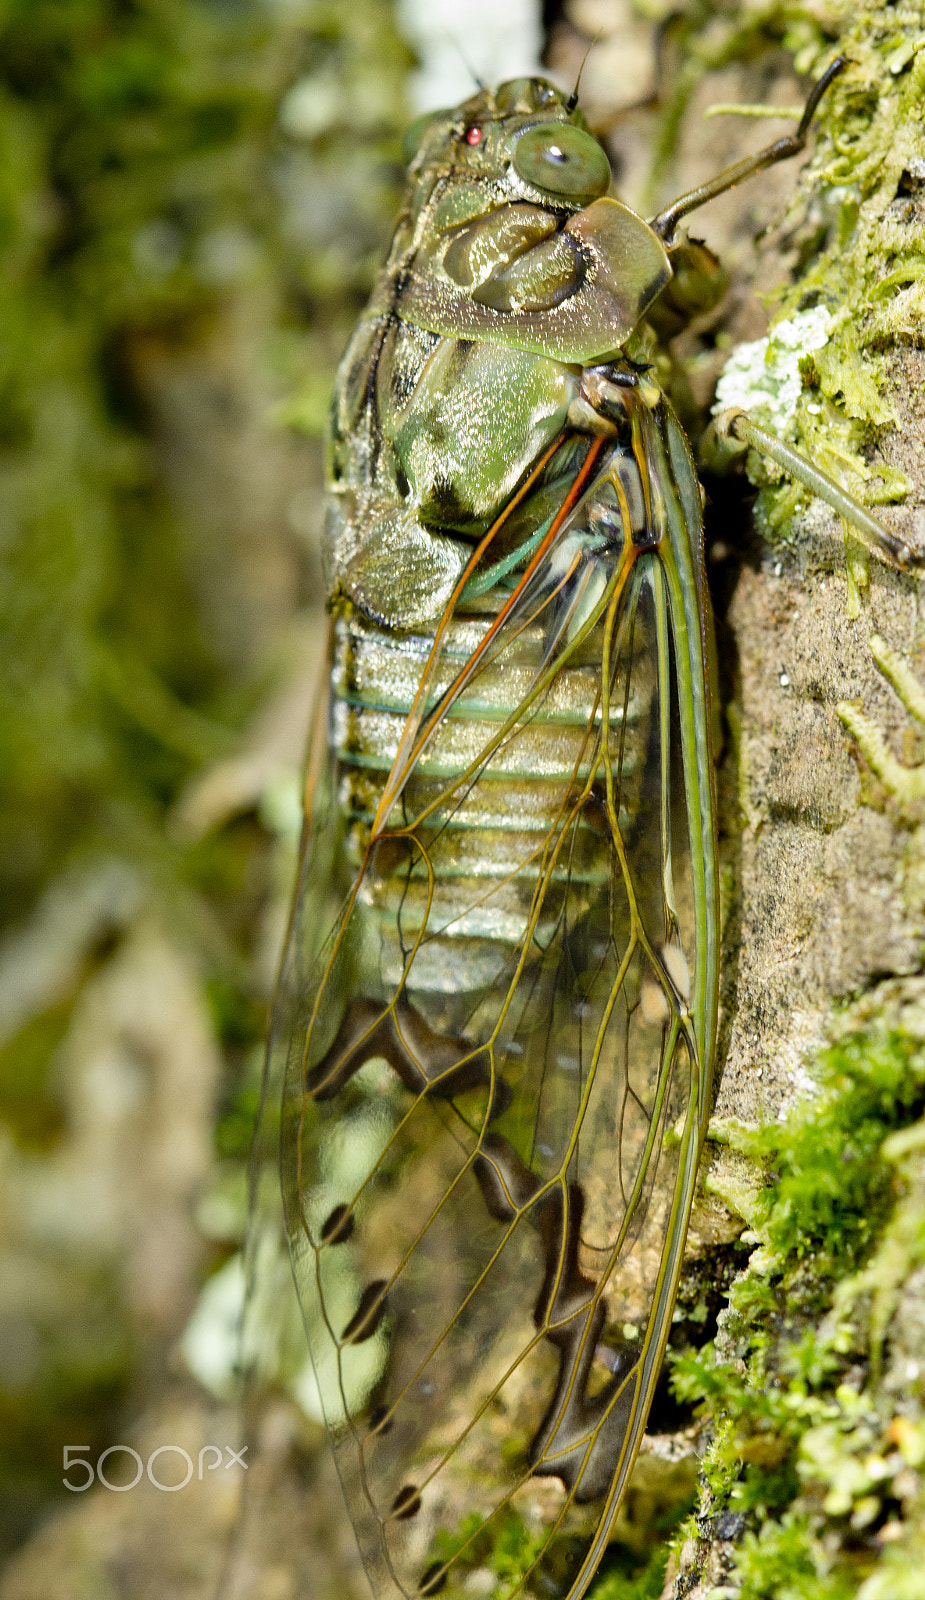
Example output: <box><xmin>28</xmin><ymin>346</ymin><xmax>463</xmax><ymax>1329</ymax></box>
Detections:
<box><xmin>249</xmin><ymin>67</ymin><xmax>854</xmax><ymax>1600</ymax></box>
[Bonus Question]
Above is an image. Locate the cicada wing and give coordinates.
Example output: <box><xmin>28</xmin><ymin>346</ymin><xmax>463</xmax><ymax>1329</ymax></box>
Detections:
<box><xmin>537</xmin><ymin>407</ymin><xmax>720</xmax><ymax>1595</ymax></box>
<box><xmin>240</xmin><ymin>660</ymin><xmax>351</xmax><ymax>1404</ymax></box>
<box><xmin>276</xmin><ymin>405</ymin><xmax>719</xmax><ymax>1600</ymax></box>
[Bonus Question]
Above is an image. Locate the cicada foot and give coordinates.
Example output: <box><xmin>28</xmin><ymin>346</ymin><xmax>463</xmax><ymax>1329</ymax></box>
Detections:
<box><xmin>838</xmin><ymin>635</ymin><xmax>925</xmax><ymax>808</ymax></box>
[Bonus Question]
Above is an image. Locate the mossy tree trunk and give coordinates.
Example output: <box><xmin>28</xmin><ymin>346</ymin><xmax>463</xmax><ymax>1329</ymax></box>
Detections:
<box><xmin>551</xmin><ymin>1</ymin><xmax>925</xmax><ymax>1593</ymax></box>
<box><xmin>551</xmin><ymin>3</ymin><xmax>925</xmax><ymax>1596</ymax></box>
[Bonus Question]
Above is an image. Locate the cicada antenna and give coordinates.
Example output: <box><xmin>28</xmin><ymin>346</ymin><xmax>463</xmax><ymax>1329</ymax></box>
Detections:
<box><xmin>649</xmin><ymin>54</ymin><xmax>848</xmax><ymax>242</ymax></box>
<box><xmin>566</xmin><ymin>31</ymin><xmax>601</xmax><ymax>111</ymax></box>
<box><xmin>439</xmin><ymin>24</ymin><xmax>485</xmax><ymax>91</ymax></box>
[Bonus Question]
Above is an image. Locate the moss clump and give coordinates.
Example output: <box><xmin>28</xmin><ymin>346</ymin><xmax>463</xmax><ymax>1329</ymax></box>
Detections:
<box><xmin>742</xmin><ymin>1030</ymin><xmax>925</xmax><ymax>1264</ymax></box>
<box><xmin>671</xmin><ymin>1025</ymin><xmax>925</xmax><ymax>1596</ymax></box>
<box><xmin>718</xmin><ymin>16</ymin><xmax>925</xmax><ymax>530</ymax></box>
<box><xmin>641</xmin><ymin>5</ymin><xmax>923</xmax><ymax>536</ymax></box>
<box><xmin>422</xmin><ymin>1501</ymin><xmax>684</xmax><ymax>1600</ymax></box>
<box><xmin>771</xmin><ymin>26</ymin><xmax>925</xmax><ymax>489</ymax></box>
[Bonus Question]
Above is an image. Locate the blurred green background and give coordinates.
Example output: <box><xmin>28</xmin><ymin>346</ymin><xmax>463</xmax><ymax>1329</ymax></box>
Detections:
<box><xmin>0</xmin><ymin>0</ymin><xmax>411</xmax><ymax>1567</ymax></box>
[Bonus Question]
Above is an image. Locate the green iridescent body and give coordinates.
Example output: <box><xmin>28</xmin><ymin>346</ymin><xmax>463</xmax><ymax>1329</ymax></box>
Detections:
<box><xmin>266</xmin><ymin>77</ymin><xmax>722</xmax><ymax>1600</ymax></box>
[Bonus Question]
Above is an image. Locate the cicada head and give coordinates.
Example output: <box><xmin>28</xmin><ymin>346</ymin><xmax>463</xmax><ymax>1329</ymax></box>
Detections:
<box><xmin>375</xmin><ymin>78</ymin><xmax>672</xmax><ymax>365</ymax></box>
<box><xmin>400</xmin><ymin>78</ymin><xmax>612</xmax><ymax>216</ymax></box>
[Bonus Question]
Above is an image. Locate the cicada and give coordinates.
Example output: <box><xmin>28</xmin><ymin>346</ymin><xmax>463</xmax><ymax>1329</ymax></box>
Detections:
<box><xmin>250</xmin><ymin>60</ymin><xmax>896</xmax><ymax>1600</ymax></box>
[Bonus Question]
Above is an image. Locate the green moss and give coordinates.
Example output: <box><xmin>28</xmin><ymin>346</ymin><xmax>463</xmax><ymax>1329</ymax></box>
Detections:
<box><xmin>586</xmin><ymin>1540</ymin><xmax>677</xmax><ymax>1600</ymax></box>
<box><xmin>744</xmin><ymin>23</ymin><xmax>923</xmax><ymax>523</ymax></box>
<box><xmin>744</xmin><ymin>1032</ymin><xmax>925</xmax><ymax>1263</ymax></box>
<box><xmin>731</xmin><ymin>1511</ymin><xmax>859</xmax><ymax>1600</ymax></box>
<box><xmin>646</xmin><ymin>5</ymin><xmax>923</xmax><ymax>535</ymax></box>
<box><xmin>671</xmin><ymin>1026</ymin><xmax>925</xmax><ymax>1595</ymax></box>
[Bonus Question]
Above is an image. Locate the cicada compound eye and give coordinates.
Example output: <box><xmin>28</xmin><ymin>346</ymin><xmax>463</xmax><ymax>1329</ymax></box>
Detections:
<box><xmin>513</xmin><ymin>121</ymin><xmax>611</xmax><ymax>204</ymax></box>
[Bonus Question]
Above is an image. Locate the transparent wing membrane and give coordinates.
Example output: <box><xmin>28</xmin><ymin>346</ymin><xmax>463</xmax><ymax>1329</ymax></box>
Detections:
<box><xmin>255</xmin><ymin>401</ymin><xmax>719</xmax><ymax>1600</ymax></box>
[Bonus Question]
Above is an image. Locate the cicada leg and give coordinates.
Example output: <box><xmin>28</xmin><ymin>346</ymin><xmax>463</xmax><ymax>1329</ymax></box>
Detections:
<box><xmin>649</xmin><ymin>55</ymin><xmax>848</xmax><ymax>244</ymax></box>
<box><xmin>709</xmin><ymin>406</ymin><xmax>923</xmax><ymax>571</ymax></box>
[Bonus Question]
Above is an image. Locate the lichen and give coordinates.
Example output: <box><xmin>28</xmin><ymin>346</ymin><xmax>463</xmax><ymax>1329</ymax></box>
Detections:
<box><xmin>729</xmin><ymin>17</ymin><xmax>925</xmax><ymax>525</ymax></box>
<box><xmin>713</xmin><ymin>309</ymin><xmax>836</xmax><ymax>437</ymax></box>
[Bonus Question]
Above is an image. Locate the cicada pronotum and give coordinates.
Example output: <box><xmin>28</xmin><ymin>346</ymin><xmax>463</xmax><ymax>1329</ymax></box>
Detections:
<box><xmin>246</xmin><ymin>59</ymin><xmax>916</xmax><ymax>1600</ymax></box>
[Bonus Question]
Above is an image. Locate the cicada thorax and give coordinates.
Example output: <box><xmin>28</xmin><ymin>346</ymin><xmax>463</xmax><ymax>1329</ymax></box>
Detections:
<box><xmin>271</xmin><ymin>75</ymin><xmax>720</xmax><ymax>1600</ymax></box>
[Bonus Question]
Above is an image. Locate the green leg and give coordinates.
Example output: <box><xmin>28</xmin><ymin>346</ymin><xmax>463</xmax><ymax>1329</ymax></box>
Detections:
<box><xmin>712</xmin><ymin>407</ymin><xmax>922</xmax><ymax>571</ymax></box>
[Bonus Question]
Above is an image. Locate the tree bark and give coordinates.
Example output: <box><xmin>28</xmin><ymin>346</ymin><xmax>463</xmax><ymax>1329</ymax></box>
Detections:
<box><xmin>551</xmin><ymin>3</ymin><xmax>925</xmax><ymax>1594</ymax></box>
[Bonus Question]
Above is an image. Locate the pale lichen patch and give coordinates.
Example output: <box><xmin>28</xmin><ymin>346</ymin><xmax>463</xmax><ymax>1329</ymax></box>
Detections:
<box><xmin>713</xmin><ymin>307</ymin><xmax>834</xmax><ymax>436</ymax></box>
